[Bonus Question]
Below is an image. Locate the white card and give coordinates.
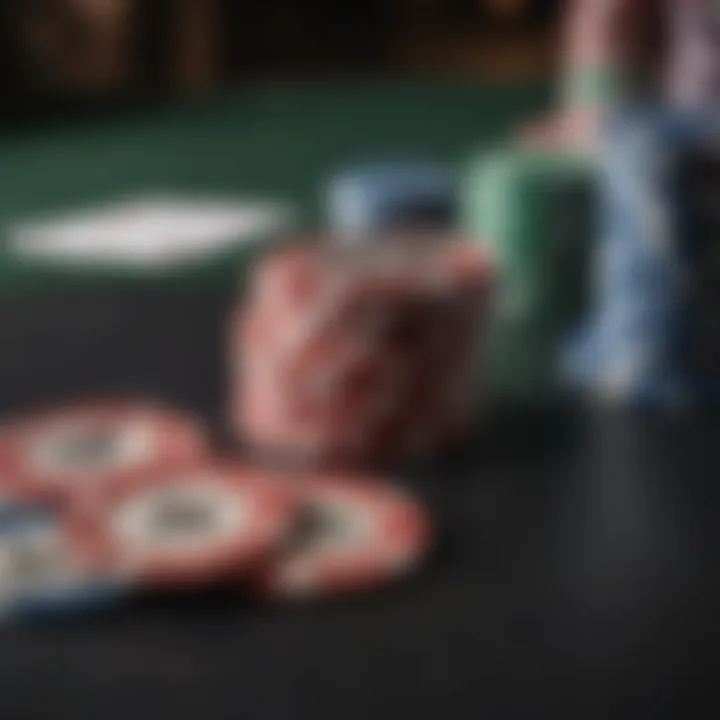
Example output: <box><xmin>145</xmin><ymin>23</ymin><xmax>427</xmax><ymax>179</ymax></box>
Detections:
<box><xmin>8</xmin><ymin>194</ymin><xmax>293</xmax><ymax>270</ymax></box>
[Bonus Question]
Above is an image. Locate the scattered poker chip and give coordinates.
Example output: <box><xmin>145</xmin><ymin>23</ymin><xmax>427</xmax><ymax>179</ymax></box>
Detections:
<box><xmin>252</xmin><ymin>476</ymin><xmax>432</xmax><ymax>601</ymax></box>
<box><xmin>97</xmin><ymin>464</ymin><xmax>297</xmax><ymax>588</ymax></box>
<box><xmin>232</xmin><ymin>237</ymin><xmax>492</xmax><ymax>465</ymax></box>
<box><xmin>0</xmin><ymin>501</ymin><xmax>130</xmax><ymax>623</ymax></box>
<box><xmin>0</xmin><ymin>401</ymin><xmax>209</xmax><ymax>502</ymax></box>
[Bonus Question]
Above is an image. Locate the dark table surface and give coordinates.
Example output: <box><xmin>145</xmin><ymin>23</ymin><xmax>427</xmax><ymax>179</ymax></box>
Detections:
<box><xmin>0</xmin><ymin>286</ymin><xmax>719</xmax><ymax>720</ymax></box>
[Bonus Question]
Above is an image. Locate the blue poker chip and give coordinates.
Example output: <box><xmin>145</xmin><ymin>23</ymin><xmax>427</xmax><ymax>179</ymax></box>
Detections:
<box><xmin>326</xmin><ymin>161</ymin><xmax>454</xmax><ymax>238</ymax></box>
<box><xmin>11</xmin><ymin>578</ymin><xmax>130</xmax><ymax>623</ymax></box>
<box><xmin>0</xmin><ymin>503</ymin><xmax>130</xmax><ymax>624</ymax></box>
<box><xmin>0</xmin><ymin>497</ymin><xmax>56</xmax><ymax>530</ymax></box>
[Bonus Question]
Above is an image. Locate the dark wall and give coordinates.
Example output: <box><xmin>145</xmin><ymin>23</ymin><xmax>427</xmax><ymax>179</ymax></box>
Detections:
<box><xmin>1</xmin><ymin>0</ymin><xmax>562</xmax><ymax>125</ymax></box>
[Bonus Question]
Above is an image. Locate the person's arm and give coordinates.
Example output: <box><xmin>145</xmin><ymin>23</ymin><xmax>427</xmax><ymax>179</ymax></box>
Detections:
<box><xmin>562</xmin><ymin>0</ymin><xmax>636</xmax><ymax>110</ymax></box>
<box><xmin>521</xmin><ymin>0</ymin><xmax>643</xmax><ymax>150</ymax></box>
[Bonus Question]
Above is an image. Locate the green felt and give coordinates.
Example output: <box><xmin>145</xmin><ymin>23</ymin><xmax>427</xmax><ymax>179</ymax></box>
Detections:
<box><xmin>0</xmin><ymin>80</ymin><xmax>550</xmax><ymax>293</ymax></box>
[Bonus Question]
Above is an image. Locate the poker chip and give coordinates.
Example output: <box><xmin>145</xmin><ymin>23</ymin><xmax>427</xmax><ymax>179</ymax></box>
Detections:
<box><xmin>0</xmin><ymin>482</ymin><xmax>56</xmax><ymax>522</ymax></box>
<box><xmin>97</xmin><ymin>464</ymin><xmax>297</xmax><ymax>588</ymax></box>
<box><xmin>0</xmin><ymin>490</ymin><xmax>54</xmax><ymax>528</ymax></box>
<box><xmin>252</xmin><ymin>476</ymin><xmax>431</xmax><ymax>601</ymax></box>
<box><xmin>0</xmin><ymin>500</ymin><xmax>130</xmax><ymax>623</ymax></box>
<box><xmin>0</xmin><ymin>402</ymin><xmax>209</xmax><ymax>502</ymax></box>
<box><xmin>232</xmin><ymin>237</ymin><xmax>492</xmax><ymax>465</ymax></box>
<box><xmin>326</xmin><ymin>162</ymin><xmax>454</xmax><ymax>238</ymax></box>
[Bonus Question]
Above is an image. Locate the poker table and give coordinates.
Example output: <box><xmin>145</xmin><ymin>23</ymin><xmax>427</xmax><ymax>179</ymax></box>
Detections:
<box><xmin>0</xmin><ymin>80</ymin><xmax>549</xmax><ymax>290</ymax></box>
<box><xmin>1</xmin><ymin>81</ymin><xmax>720</xmax><ymax>719</ymax></box>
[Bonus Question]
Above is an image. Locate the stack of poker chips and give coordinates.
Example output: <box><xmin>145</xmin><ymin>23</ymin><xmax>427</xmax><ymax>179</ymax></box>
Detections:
<box><xmin>461</xmin><ymin>146</ymin><xmax>598</xmax><ymax>405</ymax></box>
<box><xmin>232</xmin><ymin>236</ymin><xmax>493</xmax><ymax>466</ymax></box>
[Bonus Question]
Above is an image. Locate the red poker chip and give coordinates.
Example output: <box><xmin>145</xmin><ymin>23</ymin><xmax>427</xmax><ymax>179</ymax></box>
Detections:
<box><xmin>252</xmin><ymin>476</ymin><xmax>432</xmax><ymax>601</ymax></box>
<box><xmin>95</xmin><ymin>463</ymin><xmax>297</xmax><ymax>588</ymax></box>
<box><xmin>0</xmin><ymin>401</ymin><xmax>209</xmax><ymax>503</ymax></box>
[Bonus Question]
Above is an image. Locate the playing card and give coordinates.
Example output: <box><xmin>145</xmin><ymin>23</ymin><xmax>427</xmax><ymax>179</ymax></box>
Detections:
<box><xmin>8</xmin><ymin>194</ymin><xmax>293</xmax><ymax>271</ymax></box>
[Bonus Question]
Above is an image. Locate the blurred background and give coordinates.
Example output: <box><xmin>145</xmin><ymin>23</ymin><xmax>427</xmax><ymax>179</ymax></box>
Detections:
<box><xmin>1</xmin><ymin>0</ymin><xmax>563</xmax><ymax>124</ymax></box>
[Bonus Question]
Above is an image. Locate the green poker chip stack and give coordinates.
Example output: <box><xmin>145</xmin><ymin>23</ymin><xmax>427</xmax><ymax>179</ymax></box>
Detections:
<box><xmin>461</xmin><ymin>146</ymin><xmax>598</xmax><ymax>405</ymax></box>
